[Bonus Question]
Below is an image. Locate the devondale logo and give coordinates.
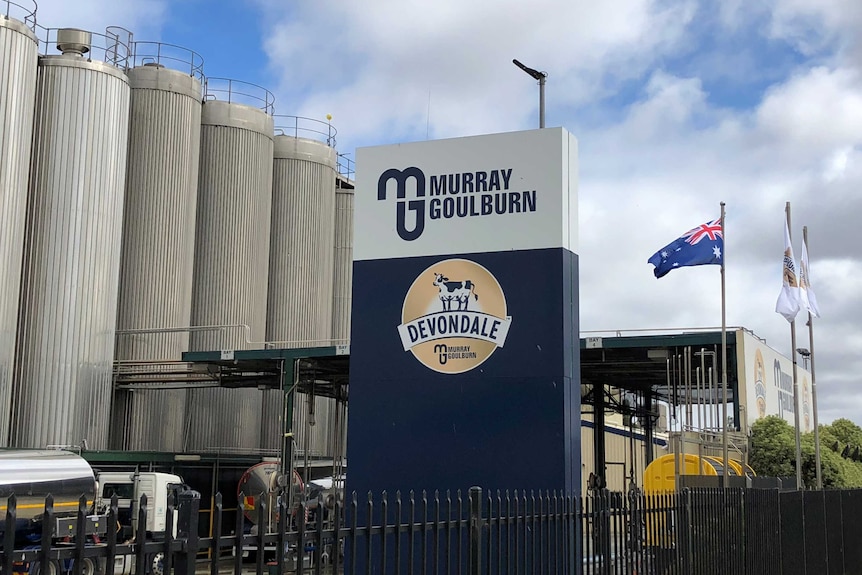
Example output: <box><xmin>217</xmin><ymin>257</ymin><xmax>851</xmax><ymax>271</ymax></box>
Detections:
<box><xmin>377</xmin><ymin>166</ymin><xmax>538</xmax><ymax>241</ymax></box>
<box><xmin>754</xmin><ymin>348</ymin><xmax>766</xmax><ymax>418</ymax></box>
<box><xmin>397</xmin><ymin>259</ymin><xmax>512</xmax><ymax>374</ymax></box>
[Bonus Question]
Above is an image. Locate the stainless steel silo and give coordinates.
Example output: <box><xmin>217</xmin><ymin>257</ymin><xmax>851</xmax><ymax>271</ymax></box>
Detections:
<box><xmin>260</xmin><ymin>133</ymin><xmax>337</xmax><ymax>451</ymax></box>
<box><xmin>266</xmin><ymin>135</ymin><xmax>336</xmax><ymax>346</ymax></box>
<box><xmin>186</xmin><ymin>91</ymin><xmax>274</xmax><ymax>453</ymax></box>
<box><xmin>112</xmin><ymin>46</ymin><xmax>204</xmax><ymax>452</ymax></box>
<box><xmin>331</xmin><ymin>188</ymin><xmax>354</xmax><ymax>343</ymax></box>
<box><xmin>0</xmin><ymin>4</ymin><xmax>38</xmax><ymax>447</ymax></box>
<box><xmin>12</xmin><ymin>28</ymin><xmax>131</xmax><ymax>449</ymax></box>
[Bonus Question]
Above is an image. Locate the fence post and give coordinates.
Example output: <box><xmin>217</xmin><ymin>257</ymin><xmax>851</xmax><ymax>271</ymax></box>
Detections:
<box><xmin>74</xmin><ymin>494</ymin><xmax>87</xmax><ymax>575</ymax></box>
<box><xmin>469</xmin><ymin>486</ymin><xmax>483</xmax><ymax>575</ymax></box>
<box><xmin>40</xmin><ymin>495</ymin><xmax>55</xmax><ymax>575</ymax></box>
<box><xmin>681</xmin><ymin>488</ymin><xmax>694</xmax><ymax>573</ymax></box>
<box><xmin>3</xmin><ymin>495</ymin><xmax>16</xmax><ymax>575</ymax></box>
<box><xmin>135</xmin><ymin>494</ymin><xmax>148</xmax><ymax>575</ymax></box>
<box><xmin>175</xmin><ymin>486</ymin><xmax>201</xmax><ymax>575</ymax></box>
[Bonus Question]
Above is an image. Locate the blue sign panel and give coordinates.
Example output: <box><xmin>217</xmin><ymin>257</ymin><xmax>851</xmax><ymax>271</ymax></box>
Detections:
<box><xmin>347</xmin><ymin>128</ymin><xmax>580</xmax><ymax>505</ymax></box>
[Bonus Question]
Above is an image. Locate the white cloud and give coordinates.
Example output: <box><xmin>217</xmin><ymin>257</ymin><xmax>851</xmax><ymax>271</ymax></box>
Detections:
<box><xmin>34</xmin><ymin>0</ymin><xmax>166</xmax><ymax>44</ymax></box>
<box><xmin>756</xmin><ymin>67</ymin><xmax>862</xmax><ymax>154</ymax></box>
<box><xmin>770</xmin><ymin>0</ymin><xmax>862</xmax><ymax>51</ymax></box>
<box><xmin>256</xmin><ymin>0</ymin><xmax>697</xmax><ymax>149</ymax></box>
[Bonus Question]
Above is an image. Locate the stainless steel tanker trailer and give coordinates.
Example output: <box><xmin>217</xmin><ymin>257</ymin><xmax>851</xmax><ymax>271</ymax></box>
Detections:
<box><xmin>235</xmin><ymin>461</ymin><xmax>344</xmax><ymax>566</ymax></box>
<box><xmin>0</xmin><ymin>449</ymin><xmax>189</xmax><ymax>575</ymax></box>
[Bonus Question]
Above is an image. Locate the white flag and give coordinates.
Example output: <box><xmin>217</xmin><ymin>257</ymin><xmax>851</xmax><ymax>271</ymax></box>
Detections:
<box><xmin>775</xmin><ymin>219</ymin><xmax>800</xmax><ymax>322</ymax></box>
<box><xmin>799</xmin><ymin>235</ymin><xmax>821</xmax><ymax>318</ymax></box>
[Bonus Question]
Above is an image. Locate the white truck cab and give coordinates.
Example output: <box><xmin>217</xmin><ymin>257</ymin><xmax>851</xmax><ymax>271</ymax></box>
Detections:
<box><xmin>96</xmin><ymin>472</ymin><xmax>183</xmax><ymax>536</ymax></box>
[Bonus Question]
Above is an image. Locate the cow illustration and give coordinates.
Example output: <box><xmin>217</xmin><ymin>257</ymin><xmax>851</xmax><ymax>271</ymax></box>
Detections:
<box><xmin>433</xmin><ymin>273</ymin><xmax>479</xmax><ymax>311</ymax></box>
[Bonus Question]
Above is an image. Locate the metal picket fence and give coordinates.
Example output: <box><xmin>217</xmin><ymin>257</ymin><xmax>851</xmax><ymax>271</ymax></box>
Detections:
<box><xmin>3</xmin><ymin>486</ymin><xmax>862</xmax><ymax>575</ymax></box>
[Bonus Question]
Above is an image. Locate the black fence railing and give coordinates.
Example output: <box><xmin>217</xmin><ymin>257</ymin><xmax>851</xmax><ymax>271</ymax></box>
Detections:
<box><xmin>2</xmin><ymin>486</ymin><xmax>862</xmax><ymax>575</ymax></box>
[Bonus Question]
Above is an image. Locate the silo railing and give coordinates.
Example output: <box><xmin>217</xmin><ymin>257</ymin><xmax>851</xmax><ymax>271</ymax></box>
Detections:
<box><xmin>273</xmin><ymin>115</ymin><xmax>337</xmax><ymax>147</ymax></box>
<box><xmin>36</xmin><ymin>25</ymin><xmax>133</xmax><ymax>69</ymax></box>
<box><xmin>130</xmin><ymin>40</ymin><xmax>204</xmax><ymax>82</ymax></box>
<box><xmin>337</xmin><ymin>152</ymin><xmax>354</xmax><ymax>180</ymax></box>
<box><xmin>1</xmin><ymin>0</ymin><xmax>36</xmax><ymax>29</ymax></box>
<box><xmin>105</xmin><ymin>26</ymin><xmax>133</xmax><ymax>67</ymax></box>
<box><xmin>204</xmin><ymin>77</ymin><xmax>275</xmax><ymax>114</ymax></box>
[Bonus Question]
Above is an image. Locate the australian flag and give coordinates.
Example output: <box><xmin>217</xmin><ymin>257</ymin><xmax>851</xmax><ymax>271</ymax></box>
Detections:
<box><xmin>648</xmin><ymin>218</ymin><xmax>723</xmax><ymax>278</ymax></box>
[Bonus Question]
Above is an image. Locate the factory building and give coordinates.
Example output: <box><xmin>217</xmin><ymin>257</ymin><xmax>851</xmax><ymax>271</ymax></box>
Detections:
<box><xmin>1</xmin><ymin>5</ymin><xmax>808</xmax><ymax>503</ymax></box>
<box><xmin>0</xmin><ymin>4</ymin><xmax>352</xmax><ymax>466</ymax></box>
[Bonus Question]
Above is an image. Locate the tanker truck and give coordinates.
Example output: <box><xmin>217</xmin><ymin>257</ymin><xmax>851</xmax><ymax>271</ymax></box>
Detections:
<box><xmin>235</xmin><ymin>462</ymin><xmax>344</xmax><ymax>566</ymax></box>
<box><xmin>0</xmin><ymin>449</ymin><xmax>189</xmax><ymax>575</ymax></box>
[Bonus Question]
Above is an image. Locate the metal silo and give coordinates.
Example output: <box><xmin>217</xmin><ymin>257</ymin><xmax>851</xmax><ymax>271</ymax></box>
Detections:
<box><xmin>112</xmin><ymin>44</ymin><xmax>204</xmax><ymax>451</ymax></box>
<box><xmin>262</xmin><ymin>121</ymin><xmax>337</xmax><ymax>451</ymax></box>
<box><xmin>332</xmin><ymin>187</ymin><xmax>354</xmax><ymax>343</ymax></box>
<box><xmin>0</xmin><ymin>2</ymin><xmax>38</xmax><ymax>447</ymax></box>
<box><xmin>185</xmin><ymin>79</ymin><xmax>274</xmax><ymax>452</ymax></box>
<box><xmin>12</xmin><ymin>28</ymin><xmax>131</xmax><ymax>449</ymax></box>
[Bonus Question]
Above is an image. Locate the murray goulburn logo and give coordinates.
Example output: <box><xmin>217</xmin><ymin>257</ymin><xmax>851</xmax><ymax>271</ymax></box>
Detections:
<box><xmin>378</xmin><ymin>166</ymin><xmax>537</xmax><ymax>241</ymax></box>
<box><xmin>397</xmin><ymin>259</ymin><xmax>512</xmax><ymax>374</ymax></box>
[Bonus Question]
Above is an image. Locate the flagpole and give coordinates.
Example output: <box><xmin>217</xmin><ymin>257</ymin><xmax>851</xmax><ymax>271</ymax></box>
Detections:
<box><xmin>805</xmin><ymin>225</ymin><xmax>823</xmax><ymax>489</ymax></box>
<box><xmin>786</xmin><ymin>202</ymin><xmax>803</xmax><ymax>490</ymax></box>
<box><xmin>720</xmin><ymin>202</ymin><xmax>728</xmax><ymax>487</ymax></box>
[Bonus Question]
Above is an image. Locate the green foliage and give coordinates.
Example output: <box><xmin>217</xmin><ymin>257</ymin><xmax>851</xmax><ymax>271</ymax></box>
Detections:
<box><xmin>749</xmin><ymin>416</ymin><xmax>797</xmax><ymax>479</ymax></box>
<box><xmin>749</xmin><ymin>416</ymin><xmax>862</xmax><ymax>488</ymax></box>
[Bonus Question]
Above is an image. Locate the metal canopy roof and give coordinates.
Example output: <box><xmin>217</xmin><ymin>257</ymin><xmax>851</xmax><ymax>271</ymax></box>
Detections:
<box><xmin>179</xmin><ymin>346</ymin><xmax>350</xmax><ymax>399</ymax></box>
<box><xmin>113</xmin><ymin>346</ymin><xmax>348</xmax><ymax>400</ymax></box>
<box><xmin>580</xmin><ymin>329</ymin><xmax>740</xmax><ymax>407</ymax></box>
<box><xmin>116</xmin><ymin>330</ymin><xmax>740</xmax><ymax>409</ymax></box>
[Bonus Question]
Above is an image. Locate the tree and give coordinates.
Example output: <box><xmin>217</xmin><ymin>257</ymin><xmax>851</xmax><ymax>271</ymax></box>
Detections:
<box><xmin>749</xmin><ymin>416</ymin><xmax>796</xmax><ymax>479</ymax></box>
<box><xmin>749</xmin><ymin>417</ymin><xmax>862</xmax><ymax>488</ymax></box>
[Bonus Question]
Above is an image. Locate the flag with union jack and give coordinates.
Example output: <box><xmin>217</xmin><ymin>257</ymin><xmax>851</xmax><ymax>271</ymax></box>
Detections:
<box><xmin>648</xmin><ymin>218</ymin><xmax>724</xmax><ymax>278</ymax></box>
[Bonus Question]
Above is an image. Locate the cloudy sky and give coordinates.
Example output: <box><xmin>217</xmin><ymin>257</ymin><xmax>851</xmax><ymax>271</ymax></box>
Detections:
<box><xmin>29</xmin><ymin>0</ymin><xmax>862</xmax><ymax>424</ymax></box>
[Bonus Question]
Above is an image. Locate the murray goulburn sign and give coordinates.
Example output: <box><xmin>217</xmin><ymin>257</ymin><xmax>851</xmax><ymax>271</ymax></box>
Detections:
<box><xmin>354</xmin><ymin>128</ymin><xmax>578</xmax><ymax>261</ymax></box>
<box><xmin>347</xmin><ymin>127</ymin><xmax>581</xmax><ymax>507</ymax></box>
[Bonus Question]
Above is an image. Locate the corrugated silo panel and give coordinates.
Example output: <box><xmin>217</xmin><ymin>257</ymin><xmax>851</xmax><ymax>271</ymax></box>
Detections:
<box><xmin>185</xmin><ymin>100</ymin><xmax>273</xmax><ymax>452</ymax></box>
<box><xmin>0</xmin><ymin>16</ymin><xmax>38</xmax><ymax>447</ymax></box>
<box><xmin>113</xmin><ymin>66</ymin><xmax>203</xmax><ymax>451</ymax></box>
<box><xmin>12</xmin><ymin>55</ymin><xmax>130</xmax><ymax>449</ymax></box>
<box><xmin>332</xmin><ymin>189</ymin><xmax>354</xmax><ymax>342</ymax></box>
<box><xmin>261</xmin><ymin>136</ymin><xmax>337</xmax><ymax>451</ymax></box>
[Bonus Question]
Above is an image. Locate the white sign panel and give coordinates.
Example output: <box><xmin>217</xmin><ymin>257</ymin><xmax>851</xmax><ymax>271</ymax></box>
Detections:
<box><xmin>737</xmin><ymin>330</ymin><xmax>812</xmax><ymax>432</ymax></box>
<box><xmin>354</xmin><ymin>128</ymin><xmax>578</xmax><ymax>261</ymax></box>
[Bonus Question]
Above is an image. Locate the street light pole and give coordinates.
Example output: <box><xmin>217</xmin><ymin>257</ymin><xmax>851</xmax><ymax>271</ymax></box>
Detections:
<box><xmin>513</xmin><ymin>59</ymin><xmax>547</xmax><ymax>128</ymax></box>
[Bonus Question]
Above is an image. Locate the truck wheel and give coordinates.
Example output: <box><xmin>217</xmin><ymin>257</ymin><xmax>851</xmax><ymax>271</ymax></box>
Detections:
<box><xmin>145</xmin><ymin>553</ymin><xmax>164</xmax><ymax>575</ymax></box>
<box><xmin>29</xmin><ymin>560</ymin><xmax>61</xmax><ymax>575</ymax></box>
<box><xmin>78</xmin><ymin>557</ymin><xmax>99</xmax><ymax>575</ymax></box>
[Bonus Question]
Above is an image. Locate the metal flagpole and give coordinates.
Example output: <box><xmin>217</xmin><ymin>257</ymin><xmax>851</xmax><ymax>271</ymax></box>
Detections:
<box><xmin>786</xmin><ymin>203</ymin><xmax>803</xmax><ymax>489</ymax></box>
<box><xmin>804</xmin><ymin>226</ymin><xmax>823</xmax><ymax>489</ymax></box>
<box><xmin>720</xmin><ymin>202</ymin><xmax>729</xmax><ymax>487</ymax></box>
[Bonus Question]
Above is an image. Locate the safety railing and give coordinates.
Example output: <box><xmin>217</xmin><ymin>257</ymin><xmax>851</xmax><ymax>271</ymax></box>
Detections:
<box><xmin>36</xmin><ymin>25</ymin><xmax>133</xmax><ymax>69</ymax></box>
<box><xmin>130</xmin><ymin>41</ymin><xmax>204</xmax><ymax>82</ymax></box>
<box><xmin>204</xmin><ymin>77</ymin><xmax>275</xmax><ymax>114</ymax></box>
<box><xmin>274</xmin><ymin>115</ymin><xmax>337</xmax><ymax>147</ymax></box>
<box><xmin>1</xmin><ymin>0</ymin><xmax>36</xmax><ymax>29</ymax></box>
<box><xmin>337</xmin><ymin>153</ymin><xmax>355</xmax><ymax>181</ymax></box>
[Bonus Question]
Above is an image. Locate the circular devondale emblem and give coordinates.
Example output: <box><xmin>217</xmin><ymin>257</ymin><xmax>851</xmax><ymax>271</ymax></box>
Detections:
<box><xmin>397</xmin><ymin>258</ymin><xmax>512</xmax><ymax>374</ymax></box>
<box><xmin>754</xmin><ymin>348</ymin><xmax>766</xmax><ymax>419</ymax></box>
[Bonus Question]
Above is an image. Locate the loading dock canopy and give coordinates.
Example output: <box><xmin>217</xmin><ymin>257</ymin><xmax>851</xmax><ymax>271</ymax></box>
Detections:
<box><xmin>181</xmin><ymin>347</ymin><xmax>349</xmax><ymax>399</ymax></box>
<box><xmin>117</xmin><ymin>329</ymin><xmax>739</xmax><ymax>408</ymax></box>
<box><xmin>114</xmin><ymin>346</ymin><xmax>348</xmax><ymax>399</ymax></box>
<box><xmin>580</xmin><ymin>329</ymin><xmax>740</xmax><ymax>407</ymax></box>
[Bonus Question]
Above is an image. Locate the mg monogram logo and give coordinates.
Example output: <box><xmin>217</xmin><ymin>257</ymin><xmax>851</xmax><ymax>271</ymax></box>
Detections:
<box><xmin>377</xmin><ymin>167</ymin><xmax>426</xmax><ymax>241</ymax></box>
